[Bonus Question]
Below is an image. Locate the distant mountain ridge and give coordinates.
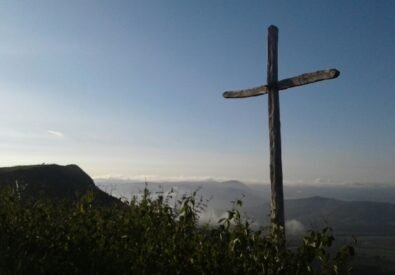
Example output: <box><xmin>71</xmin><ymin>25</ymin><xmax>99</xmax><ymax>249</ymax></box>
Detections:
<box><xmin>0</xmin><ymin>164</ymin><xmax>120</xmax><ymax>206</ymax></box>
<box><xmin>1</xmin><ymin>165</ymin><xmax>394</xmax><ymax>236</ymax></box>
<box><xmin>97</xmin><ymin>178</ymin><xmax>395</xmax><ymax>235</ymax></box>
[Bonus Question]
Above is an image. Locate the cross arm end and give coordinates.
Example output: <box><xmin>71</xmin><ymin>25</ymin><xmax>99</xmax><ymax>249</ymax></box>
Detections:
<box><xmin>331</xmin><ymin>68</ymin><xmax>340</xmax><ymax>78</ymax></box>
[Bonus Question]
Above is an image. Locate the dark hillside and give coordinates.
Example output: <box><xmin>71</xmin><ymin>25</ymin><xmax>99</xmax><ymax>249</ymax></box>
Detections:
<box><xmin>0</xmin><ymin>164</ymin><xmax>120</xmax><ymax>206</ymax></box>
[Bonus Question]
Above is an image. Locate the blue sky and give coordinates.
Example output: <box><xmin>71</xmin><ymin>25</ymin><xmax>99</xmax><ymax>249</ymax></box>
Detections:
<box><xmin>0</xmin><ymin>1</ymin><xmax>394</xmax><ymax>184</ymax></box>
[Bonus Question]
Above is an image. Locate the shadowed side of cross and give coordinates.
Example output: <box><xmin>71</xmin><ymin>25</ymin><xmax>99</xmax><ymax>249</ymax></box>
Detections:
<box><xmin>222</xmin><ymin>25</ymin><xmax>340</xmax><ymax>238</ymax></box>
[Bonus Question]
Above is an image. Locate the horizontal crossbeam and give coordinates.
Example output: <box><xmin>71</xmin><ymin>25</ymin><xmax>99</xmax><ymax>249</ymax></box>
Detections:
<box><xmin>223</xmin><ymin>69</ymin><xmax>340</xmax><ymax>98</ymax></box>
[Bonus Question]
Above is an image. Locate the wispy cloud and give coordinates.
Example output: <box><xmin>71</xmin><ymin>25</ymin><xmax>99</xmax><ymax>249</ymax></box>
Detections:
<box><xmin>47</xmin><ymin>130</ymin><xmax>64</xmax><ymax>138</ymax></box>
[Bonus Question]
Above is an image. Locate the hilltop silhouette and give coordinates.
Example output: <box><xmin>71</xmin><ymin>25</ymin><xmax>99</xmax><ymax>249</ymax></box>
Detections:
<box><xmin>0</xmin><ymin>164</ymin><xmax>120</xmax><ymax>206</ymax></box>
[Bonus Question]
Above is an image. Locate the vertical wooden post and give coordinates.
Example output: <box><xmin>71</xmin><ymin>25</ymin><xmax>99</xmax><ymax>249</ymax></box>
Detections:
<box><xmin>267</xmin><ymin>25</ymin><xmax>285</xmax><ymax>234</ymax></box>
<box><xmin>223</xmin><ymin>25</ymin><xmax>340</xmax><ymax>239</ymax></box>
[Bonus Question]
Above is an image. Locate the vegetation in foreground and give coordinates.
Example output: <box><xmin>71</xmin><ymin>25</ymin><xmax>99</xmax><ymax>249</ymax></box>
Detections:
<box><xmin>0</xmin><ymin>187</ymin><xmax>354</xmax><ymax>274</ymax></box>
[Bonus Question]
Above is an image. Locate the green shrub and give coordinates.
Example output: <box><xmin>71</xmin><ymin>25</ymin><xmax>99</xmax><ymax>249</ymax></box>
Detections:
<box><xmin>0</xmin><ymin>188</ymin><xmax>354</xmax><ymax>274</ymax></box>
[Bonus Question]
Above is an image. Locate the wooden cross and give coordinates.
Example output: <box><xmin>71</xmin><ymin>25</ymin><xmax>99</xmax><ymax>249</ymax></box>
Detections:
<box><xmin>223</xmin><ymin>25</ymin><xmax>340</xmax><ymax>234</ymax></box>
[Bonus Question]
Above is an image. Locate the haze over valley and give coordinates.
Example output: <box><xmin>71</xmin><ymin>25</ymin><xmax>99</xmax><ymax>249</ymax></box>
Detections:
<box><xmin>96</xmin><ymin>177</ymin><xmax>395</xmax><ymax>235</ymax></box>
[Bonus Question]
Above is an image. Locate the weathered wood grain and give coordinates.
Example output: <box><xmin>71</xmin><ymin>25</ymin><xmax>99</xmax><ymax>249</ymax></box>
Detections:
<box><xmin>223</xmin><ymin>85</ymin><xmax>268</xmax><ymax>98</ymax></box>
<box><xmin>267</xmin><ymin>25</ymin><xmax>285</xmax><ymax>233</ymax></box>
<box><xmin>223</xmin><ymin>69</ymin><xmax>340</xmax><ymax>98</ymax></box>
<box><xmin>276</xmin><ymin>69</ymin><xmax>339</xmax><ymax>91</ymax></box>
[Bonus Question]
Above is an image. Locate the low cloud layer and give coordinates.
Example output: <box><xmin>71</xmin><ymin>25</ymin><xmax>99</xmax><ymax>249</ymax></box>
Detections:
<box><xmin>286</xmin><ymin>219</ymin><xmax>306</xmax><ymax>236</ymax></box>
